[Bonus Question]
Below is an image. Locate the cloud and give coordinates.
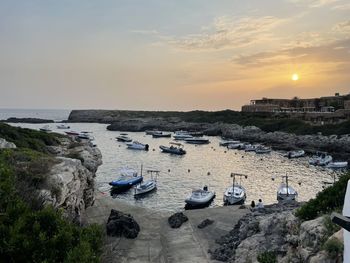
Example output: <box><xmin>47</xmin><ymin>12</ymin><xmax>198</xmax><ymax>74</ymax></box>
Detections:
<box><xmin>288</xmin><ymin>0</ymin><xmax>340</xmax><ymax>8</ymax></box>
<box><xmin>332</xmin><ymin>3</ymin><xmax>350</xmax><ymax>10</ymax></box>
<box><xmin>130</xmin><ymin>29</ymin><xmax>159</xmax><ymax>35</ymax></box>
<box><xmin>167</xmin><ymin>16</ymin><xmax>285</xmax><ymax>51</ymax></box>
<box><xmin>233</xmin><ymin>38</ymin><xmax>350</xmax><ymax>67</ymax></box>
<box><xmin>332</xmin><ymin>20</ymin><xmax>350</xmax><ymax>33</ymax></box>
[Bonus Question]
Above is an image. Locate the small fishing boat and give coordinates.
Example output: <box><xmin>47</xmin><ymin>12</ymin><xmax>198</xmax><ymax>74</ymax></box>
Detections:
<box><xmin>152</xmin><ymin>131</ymin><xmax>172</xmax><ymax>138</ymax></box>
<box><xmin>65</xmin><ymin>131</ymin><xmax>80</xmax><ymax>136</ymax></box>
<box><xmin>227</xmin><ymin>143</ymin><xmax>245</xmax><ymax>150</ymax></box>
<box><xmin>244</xmin><ymin>144</ymin><xmax>259</xmax><ymax>152</ymax></box>
<box><xmin>78</xmin><ymin>133</ymin><xmax>94</xmax><ymax>140</ymax></box>
<box><xmin>56</xmin><ymin>124</ymin><xmax>70</xmax><ymax>129</ymax></box>
<box><xmin>173</xmin><ymin>131</ymin><xmax>193</xmax><ymax>140</ymax></box>
<box><xmin>309</xmin><ymin>152</ymin><xmax>332</xmax><ymax>166</ymax></box>
<box><xmin>219</xmin><ymin>140</ymin><xmax>240</xmax><ymax>147</ymax></box>
<box><xmin>127</xmin><ymin>141</ymin><xmax>149</xmax><ymax>151</ymax></box>
<box><xmin>277</xmin><ymin>175</ymin><xmax>298</xmax><ymax>201</ymax></box>
<box><xmin>255</xmin><ymin>146</ymin><xmax>272</xmax><ymax>154</ymax></box>
<box><xmin>223</xmin><ymin>173</ymin><xmax>247</xmax><ymax>205</ymax></box>
<box><xmin>134</xmin><ymin>169</ymin><xmax>159</xmax><ymax>196</ymax></box>
<box><xmin>109</xmin><ymin>167</ymin><xmax>143</xmax><ymax>190</ymax></box>
<box><xmin>145</xmin><ymin>130</ymin><xmax>160</xmax><ymax>135</ymax></box>
<box><xmin>185</xmin><ymin>185</ymin><xmax>215</xmax><ymax>207</ymax></box>
<box><xmin>286</xmin><ymin>150</ymin><xmax>305</xmax><ymax>159</ymax></box>
<box><xmin>326</xmin><ymin>161</ymin><xmax>348</xmax><ymax>169</ymax></box>
<box><xmin>39</xmin><ymin>125</ymin><xmax>51</xmax><ymax>132</ymax></box>
<box><xmin>159</xmin><ymin>142</ymin><xmax>186</xmax><ymax>155</ymax></box>
<box><xmin>184</xmin><ymin>137</ymin><xmax>210</xmax><ymax>144</ymax></box>
<box><xmin>189</xmin><ymin>131</ymin><xmax>204</xmax><ymax>137</ymax></box>
<box><xmin>116</xmin><ymin>135</ymin><xmax>132</xmax><ymax>142</ymax></box>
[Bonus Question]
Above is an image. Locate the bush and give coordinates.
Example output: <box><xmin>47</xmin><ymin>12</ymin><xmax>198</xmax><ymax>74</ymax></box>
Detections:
<box><xmin>296</xmin><ymin>173</ymin><xmax>350</xmax><ymax>221</ymax></box>
<box><xmin>323</xmin><ymin>237</ymin><xmax>344</xmax><ymax>259</ymax></box>
<box><xmin>257</xmin><ymin>251</ymin><xmax>277</xmax><ymax>263</ymax></box>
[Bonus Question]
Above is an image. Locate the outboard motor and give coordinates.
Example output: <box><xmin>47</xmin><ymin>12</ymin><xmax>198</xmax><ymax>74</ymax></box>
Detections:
<box><xmin>145</xmin><ymin>144</ymin><xmax>149</xmax><ymax>151</ymax></box>
<box><xmin>203</xmin><ymin>185</ymin><xmax>208</xmax><ymax>191</ymax></box>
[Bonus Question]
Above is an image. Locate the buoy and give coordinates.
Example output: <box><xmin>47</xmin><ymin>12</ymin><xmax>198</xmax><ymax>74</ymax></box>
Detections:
<box><xmin>207</xmin><ymin>172</ymin><xmax>211</xmax><ymax>175</ymax></box>
<box><xmin>188</xmin><ymin>169</ymin><xmax>191</xmax><ymax>173</ymax></box>
<box><xmin>242</xmin><ymin>156</ymin><xmax>244</xmax><ymax>158</ymax></box>
<box><xmin>168</xmin><ymin>169</ymin><xmax>171</xmax><ymax>172</ymax></box>
<box><xmin>153</xmin><ymin>149</ymin><xmax>155</xmax><ymax>151</ymax></box>
<box><xmin>224</xmin><ymin>151</ymin><xmax>227</xmax><ymax>153</ymax></box>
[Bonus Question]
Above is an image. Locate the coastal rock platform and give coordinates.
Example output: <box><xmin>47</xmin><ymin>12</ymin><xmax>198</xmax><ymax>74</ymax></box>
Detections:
<box><xmin>84</xmin><ymin>195</ymin><xmax>249</xmax><ymax>263</ymax></box>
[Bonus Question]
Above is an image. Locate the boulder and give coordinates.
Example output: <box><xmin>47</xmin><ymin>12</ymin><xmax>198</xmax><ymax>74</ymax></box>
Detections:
<box><xmin>106</xmin><ymin>209</ymin><xmax>140</xmax><ymax>238</ymax></box>
<box><xmin>168</xmin><ymin>212</ymin><xmax>188</xmax><ymax>228</ymax></box>
<box><xmin>198</xmin><ymin>219</ymin><xmax>214</xmax><ymax>229</ymax></box>
<box><xmin>0</xmin><ymin>138</ymin><xmax>16</xmax><ymax>149</ymax></box>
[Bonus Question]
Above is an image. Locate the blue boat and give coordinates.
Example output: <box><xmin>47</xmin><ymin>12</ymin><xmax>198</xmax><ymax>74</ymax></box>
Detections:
<box><xmin>109</xmin><ymin>167</ymin><xmax>143</xmax><ymax>188</ymax></box>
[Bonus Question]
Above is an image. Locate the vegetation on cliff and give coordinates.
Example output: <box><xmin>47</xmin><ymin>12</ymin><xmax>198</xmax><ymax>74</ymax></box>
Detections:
<box><xmin>0</xmin><ymin>124</ymin><xmax>103</xmax><ymax>262</ymax></box>
<box><xmin>296</xmin><ymin>173</ymin><xmax>350</xmax><ymax>221</ymax></box>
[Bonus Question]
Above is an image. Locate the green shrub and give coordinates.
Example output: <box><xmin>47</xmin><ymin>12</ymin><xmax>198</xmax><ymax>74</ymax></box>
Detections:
<box><xmin>323</xmin><ymin>237</ymin><xmax>344</xmax><ymax>259</ymax></box>
<box><xmin>257</xmin><ymin>251</ymin><xmax>277</xmax><ymax>263</ymax></box>
<box><xmin>296</xmin><ymin>173</ymin><xmax>350</xmax><ymax>220</ymax></box>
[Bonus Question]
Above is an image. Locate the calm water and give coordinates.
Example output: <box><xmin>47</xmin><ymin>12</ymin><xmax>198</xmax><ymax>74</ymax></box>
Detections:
<box><xmin>9</xmin><ymin>122</ymin><xmax>340</xmax><ymax>212</ymax></box>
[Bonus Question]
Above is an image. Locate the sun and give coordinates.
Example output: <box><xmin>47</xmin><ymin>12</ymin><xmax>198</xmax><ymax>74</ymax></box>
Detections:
<box><xmin>292</xmin><ymin>73</ymin><xmax>299</xmax><ymax>81</ymax></box>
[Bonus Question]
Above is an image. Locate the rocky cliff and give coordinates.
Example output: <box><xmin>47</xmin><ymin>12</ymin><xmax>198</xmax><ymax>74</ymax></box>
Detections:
<box><xmin>40</xmin><ymin>137</ymin><xmax>102</xmax><ymax>224</ymax></box>
<box><xmin>210</xmin><ymin>203</ymin><xmax>343</xmax><ymax>263</ymax></box>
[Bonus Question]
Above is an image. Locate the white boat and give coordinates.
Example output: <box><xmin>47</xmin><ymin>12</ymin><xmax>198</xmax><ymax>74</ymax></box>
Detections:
<box><xmin>244</xmin><ymin>144</ymin><xmax>259</xmax><ymax>152</ymax></box>
<box><xmin>309</xmin><ymin>152</ymin><xmax>332</xmax><ymax>166</ymax></box>
<box><xmin>326</xmin><ymin>161</ymin><xmax>348</xmax><ymax>169</ymax></box>
<box><xmin>152</xmin><ymin>131</ymin><xmax>172</xmax><ymax>138</ymax></box>
<box><xmin>227</xmin><ymin>143</ymin><xmax>245</xmax><ymax>150</ymax></box>
<box><xmin>145</xmin><ymin>130</ymin><xmax>160</xmax><ymax>135</ymax></box>
<box><xmin>39</xmin><ymin>125</ymin><xmax>51</xmax><ymax>132</ymax></box>
<box><xmin>134</xmin><ymin>170</ymin><xmax>159</xmax><ymax>196</ymax></box>
<box><xmin>78</xmin><ymin>133</ymin><xmax>94</xmax><ymax>140</ymax></box>
<box><xmin>223</xmin><ymin>173</ymin><xmax>247</xmax><ymax>205</ymax></box>
<box><xmin>219</xmin><ymin>140</ymin><xmax>240</xmax><ymax>146</ymax></box>
<box><xmin>277</xmin><ymin>175</ymin><xmax>298</xmax><ymax>201</ymax></box>
<box><xmin>127</xmin><ymin>141</ymin><xmax>149</xmax><ymax>151</ymax></box>
<box><xmin>173</xmin><ymin>131</ymin><xmax>193</xmax><ymax>140</ymax></box>
<box><xmin>255</xmin><ymin>146</ymin><xmax>272</xmax><ymax>154</ymax></box>
<box><xmin>185</xmin><ymin>137</ymin><xmax>210</xmax><ymax>144</ymax></box>
<box><xmin>56</xmin><ymin>124</ymin><xmax>70</xmax><ymax>129</ymax></box>
<box><xmin>159</xmin><ymin>142</ymin><xmax>186</xmax><ymax>155</ymax></box>
<box><xmin>286</xmin><ymin>150</ymin><xmax>305</xmax><ymax>158</ymax></box>
<box><xmin>185</xmin><ymin>186</ymin><xmax>215</xmax><ymax>207</ymax></box>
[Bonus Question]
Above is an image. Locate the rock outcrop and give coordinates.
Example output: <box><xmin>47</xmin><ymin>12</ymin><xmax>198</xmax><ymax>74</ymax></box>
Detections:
<box><xmin>0</xmin><ymin>138</ymin><xmax>16</xmax><ymax>149</ymax></box>
<box><xmin>3</xmin><ymin>117</ymin><xmax>54</xmax><ymax>123</ymax></box>
<box><xmin>41</xmin><ymin>137</ymin><xmax>102</xmax><ymax>224</ymax></box>
<box><xmin>106</xmin><ymin>209</ymin><xmax>140</xmax><ymax>239</ymax></box>
<box><xmin>168</xmin><ymin>212</ymin><xmax>189</xmax><ymax>228</ymax></box>
<box><xmin>210</xmin><ymin>203</ymin><xmax>341</xmax><ymax>263</ymax></box>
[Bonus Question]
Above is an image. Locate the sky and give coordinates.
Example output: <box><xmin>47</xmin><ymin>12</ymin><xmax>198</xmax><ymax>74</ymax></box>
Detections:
<box><xmin>0</xmin><ymin>0</ymin><xmax>349</xmax><ymax>111</ymax></box>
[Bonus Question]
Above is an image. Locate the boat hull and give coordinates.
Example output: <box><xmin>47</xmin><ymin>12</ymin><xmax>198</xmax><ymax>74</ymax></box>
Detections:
<box><xmin>109</xmin><ymin>176</ymin><xmax>143</xmax><ymax>187</ymax></box>
<box><xmin>159</xmin><ymin>146</ymin><xmax>186</xmax><ymax>155</ymax></box>
<box><xmin>185</xmin><ymin>192</ymin><xmax>215</xmax><ymax>207</ymax></box>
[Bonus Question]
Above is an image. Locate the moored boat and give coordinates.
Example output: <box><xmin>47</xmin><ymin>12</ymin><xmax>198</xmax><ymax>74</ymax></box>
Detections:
<box><xmin>65</xmin><ymin>131</ymin><xmax>80</xmax><ymax>136</ymax></box>
<box><xmin>244</xmin><ymin>144</ymin><xmax>259</xmax><ymax>152</ymax></box>
<box><xmin>159</xmin><ymin>142</ymin><xmax>186</xmax><ymax>155</ymax></box>
<box><xmin>326</xmin><ymin>161</ymin><xmax>348</xmax><ymax>169</ymax></box>
<box><xmin>127</xmin><ymin>141</ymin><xmax>149</xmax><ymax>151</ymax></box>
<box><xmin>286</xmin><ymin>150</ymin><xmax>305</xmax><ymax>159</ymax></box>
<box><xmin>309</xmin><ymin>152</ymin><xmax>332</xmax><ymax>166</ymax></box>
<box><xmin>116</xmin><ymin>135</ymin><xmax>132</xmax><ymax>142</ymax></box>
<box><xmin>219</xmin><ymin>140</ymin><xmax>240</xmax><ymax>147</ymax></box>
<box><xmin>56</xmin><ymin>124</ymin><xmax>70</xmax><ymax>129</ymax></box>
<box><xmin>185</xmin><ymin>185</ymin><xmax>215</xmax><ymax>207</ymax></box>
<box><xmin>39</xmin><ymin>125</ymin><xmax>51</xmax><ymax>132</ymax></box>
<box><xmin>173</xmin><ymin>131</ymin><xmax>193</xmax><ymax>140</ymax></box>
<box><xmin>152</xmin><ymin>131</ymin><xmax>172</xmax><ymax>138</ymax></box>
<box><xmin>109</xmin><ymin>167</ymin><xmax>143</xmax><ymax>190</ymax></box>
<box><xmin>223</xmin><ymin>173</ymin><xmax>247</xmax><ymax>205</ymax></box>
<box><xmin>184</xmin><ymin>137</ymin><xmax>210</xmax><ymax>144</ymax></box>
<box><xmin>255</xmin><ymin>146</ymin><xmax>272</xmax><ymax>154</ymax></box>
<box><xmin>134</xmin><ymin>169</ymin><xmax>159</xmax><ymax>197</ymax></box>
<box><xmin>227</xmin><ymin>143</ymin><xmax>245</xmax><ymax>150</ymax></box>
<box><xmin>277</xmin><ymin>175</ymin><xmax>298</xmax><ymax>201</ymax></box>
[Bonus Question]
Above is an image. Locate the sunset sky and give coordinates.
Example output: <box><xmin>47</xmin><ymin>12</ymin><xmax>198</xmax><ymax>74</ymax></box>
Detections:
<box><xmin>1</xmin><ymin>0</ymin><xmax>349</xmax><ymax>110</ymax></box>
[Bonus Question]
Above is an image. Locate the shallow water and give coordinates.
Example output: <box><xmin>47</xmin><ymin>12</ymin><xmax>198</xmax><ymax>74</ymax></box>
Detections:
<box><xmin>11</xmin><ymin>123</ymin><xmax>341</xmax><ymax>212</ymax></box>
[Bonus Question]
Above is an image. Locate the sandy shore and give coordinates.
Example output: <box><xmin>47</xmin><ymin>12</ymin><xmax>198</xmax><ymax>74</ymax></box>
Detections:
<box><xmin>84</xmin><ymin>194</ymin><xmax>249</xmax><ymax>263</ymax></box>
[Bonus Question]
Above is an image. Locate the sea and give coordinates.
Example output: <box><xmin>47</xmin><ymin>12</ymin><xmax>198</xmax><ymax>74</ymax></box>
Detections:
<box><xmin>0</xmin><ymin>109</ymin><xmax>340</xmax><ymax>212</ymax></box>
